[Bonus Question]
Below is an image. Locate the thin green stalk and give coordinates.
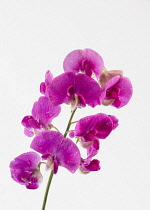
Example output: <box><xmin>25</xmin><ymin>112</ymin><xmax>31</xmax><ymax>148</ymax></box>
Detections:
<box><xmin>41</xmin><ymin>107</ymin><xmax>77</xmax><ymax>210</ymax></box>
<box><xmin>64</xmin><ymin>108</ymin><xmax>77</xmax><ymax>137</ymax></box>
<box><xmin>42</xmin><ymin>170</ymin><xmax>54</xmax><ymax>210</ymax></box>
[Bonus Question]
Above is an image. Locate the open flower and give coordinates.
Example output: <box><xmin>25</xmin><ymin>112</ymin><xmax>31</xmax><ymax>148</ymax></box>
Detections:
<box><xmin>99</xmin><ymin>70</ymin><xmax>133</xmax><ymax>108</ymax></box>
<box><xmin>73</xmin><ymin>113</ymin><xmax>118</xmax><ymax>142</ymax></box>
<box><xmin>46</xmin><ymin>72</ymin><xmax>102</xmax><ymax>108</ymax></box>
<box><xmin>63</xmin><ymin>48</ymin><xmax>104</xmax><ymax>78</ymax></box>
<box><xmin>22</xmin><ymin>96</ymin><xmax>61</xmax><ymax>137</ymax></box>
<box><xmin>30</xmin><ymin>130</ymin><xmax>81</xmax><ymax>174</ymax></box>
<box><xmin>9</xmin><ymin>151</ymin><xmax>42</xmax><ymax>189</ymax></box>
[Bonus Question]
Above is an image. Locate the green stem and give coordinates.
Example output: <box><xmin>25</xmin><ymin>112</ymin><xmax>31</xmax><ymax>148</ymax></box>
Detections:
<box><xmin>64</xmin><ymin>108</ymin><xmax>77</xmax><ymax>137</ymax></box>
<box><xmin>41</xmin><ymin>107</ymin><xmax>77</xmax><ymax>210</ymax></box>
<box><xmin>42</xmin><ymin>170</ymin><xmax>54</xmax><ymax>210</ymax></box>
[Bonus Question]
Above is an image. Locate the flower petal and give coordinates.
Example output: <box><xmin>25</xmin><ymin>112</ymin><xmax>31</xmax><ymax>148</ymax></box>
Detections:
<box><xmin>48</xmin><ymin>72</ymin><xmax>75</xmax><ymax>105</ymax></box>
<box><xmin>32</xmin><ymin>96</ymin><xmax>61</xmax><ymax>127</ymax></box>
<box><xmin>57</xmin><ymin>137</ymin><xmax>81</xmax><ymax>173</ymax></box>
<box><xmin>30</xmin><ymin>131</ymin><xmax>63</xmax><ymax>155</ymax></box>
<box><xmin>9</xmin><ymin>151</ymin><xmax>41</xmax><ymax>171</ymax></box>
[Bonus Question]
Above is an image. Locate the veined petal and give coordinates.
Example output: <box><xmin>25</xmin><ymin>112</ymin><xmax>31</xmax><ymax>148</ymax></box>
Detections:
<box><xmin>63</xmin><ymin>49</ymin><xmax>104</xmax><ymax>78</ymax></box>
<box><xmin>57</xmin><ymin>137</ymin><xmax>81</xmax><ymax>173</ymax></box>
<box><xmin>93</xmin><ymin>113</ymin><xmax>114</xmax><ymax>139</ymax></box>
<box><xmin>32</xmin><ymin>96</ymin><xmax>61</xmax><ymax>127</ymax></box>
<box><xmin>30</xmin><ymin>131</ymin><xmax>63</xmax><ymax>155</ymax></box>
<box><xmin>74</xmin><ymin>74</ymin><xmax>102</xmax><ymax>107</ymax></box>
<box><xmin>63</xmin><ymin>49</ymin><xmax>83</xmax><ymax>74</ymax></box>
<box><xmin>74</xmin><ymin>115</ymin><xmax>97</xmax><ymax>136</ymax></box>
<box><xmin>9</xmin><ymin>151</ymin><xmax>41</xmax><ymax>171</ymax></box>
<box><xmin>30</xmin><ymin>130</ymin><xmax>81</xmax><ymax>173</ymax></box>
<box><xmin>48</xmin><ymin>72</ymin><xmax>75</xmax><ymax>105</ymax></box>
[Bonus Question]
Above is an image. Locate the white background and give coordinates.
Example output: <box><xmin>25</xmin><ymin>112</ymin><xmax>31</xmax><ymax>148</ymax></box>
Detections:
<box><xmin>0</xmin><ymin>0</ymin><xmax>150</xmax><ymax>209</ymax></box>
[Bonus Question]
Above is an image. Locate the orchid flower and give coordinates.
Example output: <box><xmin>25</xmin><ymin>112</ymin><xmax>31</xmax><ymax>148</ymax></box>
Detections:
<box><xmin>63</xmin><ymin>48</ymin><xmax>104</xmax><ymax>78</ymax></box>
<box><xmin>46</xmin><ymin>72</ymin><xmax>103</xmax><ymax>108</ymax></box>
<box><xmin>21</xmin><ymin>96</ymin><xmax>61</xmax><ymax>137</ymax></box>
<box><xmin>99</xmin><ymin>70</ymin><xmax>133</xmax><ymax>108</ymax></box>
<box><xmin>72</xmin><ymin>113</ymin><xmax>118</xmax><ymax>142</ymax></box>
<box><xmin>30</xmin><ymin>130</ymin><xmax>81</xmax><ymax>174</ymax></box>
<box><xmin>9</xmin><ymin>152</ymin><xmax>42</xmax><ymax>189</ymax></box>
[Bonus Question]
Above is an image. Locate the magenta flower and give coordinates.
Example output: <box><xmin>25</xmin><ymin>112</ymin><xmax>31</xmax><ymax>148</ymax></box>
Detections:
<box><xmin>46</xmin><ymin>72</ymin><xmax>102</xmax><ymax>108</ymax></box>
<box><xmin>30</xmin><ymin>130</ymin><xmax>81</xmax><ymax>174</ymax></box>
<box><xmin>80</xmin><ymin>139</ymin><xmax>101</xmax><ymax>173</ymax></box>
<box><xmin>22</xmin><ymin>96</ymin><xmax>61</xmax><ymax>137</ymax></box>
<box><xmin>99</xmin><ymin>70</ymin><xmax>133</xmax><ymax>108</ymax></box>
<box><xmin>9</xmin><ymin>152</ymin><xmax>42</xmax><ymax>189</ymax></box>
<box><xmin>73</xmin><ymin>113</ymin><xmax>118</xmax><ymax>142</ymax></box>
<box><xmin>63</xmin><ymin>48</ymin><xmax>104</xmax><ymax>78</ymax></box>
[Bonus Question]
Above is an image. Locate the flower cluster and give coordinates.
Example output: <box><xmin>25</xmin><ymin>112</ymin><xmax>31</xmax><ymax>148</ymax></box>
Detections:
<box><xmin>10</xmin><ymin>48</ymin><xmax>133</xmax><ymax>190</ymax></box>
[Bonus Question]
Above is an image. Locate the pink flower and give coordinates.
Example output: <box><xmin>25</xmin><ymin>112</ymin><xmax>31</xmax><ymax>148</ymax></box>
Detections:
<box><xmin>73</xmin><ymin>113</ymin><xmax>118</xmax><ymax>142</ymax></box>
<box><xmin>99</xmin><ymin>70</ymin><xmax>133</xmax><ymax>108</ymax></box>
<box><xmin>21</xmin><ymin>96</ymin><xmax>61</xmax><ymax>137</ymax></box>
<box><xmin>9</xmin><ymin>152</ymin><xmax>42</xmax><ymax>189</ymax></box>
<box><xmin>46</xmin><ymin>72</ymin><xmax>103</xmax><ymax>108</ymax></box>
<box><xmin>30</xmin><ymin>131</ymin><xmax>81</xmax><ymax>174</ymax></box>
<box><xmin>63</xmin><ymin>48</ymin><xmax>104</xmax><ymax>78</ymax></box>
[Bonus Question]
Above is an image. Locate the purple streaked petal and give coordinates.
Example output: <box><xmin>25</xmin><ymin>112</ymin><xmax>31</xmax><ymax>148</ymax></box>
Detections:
<box><xmin>63</xmin><ymin>49</ymin><xmax>83</xmax><ymax>74</ymax></box>
<box><xmin>9</xmin><ymin>152</ymin><xmax>42</xmax><ymax>189</ymax></box>
<box><xmin>32</xmin><ymin>96</ymin><xmax>61</xmax><ymax>127</ymax></box>
<box><xmin>94</xmin><ymin>113</ymin><xmax>114</xmax><ymax>139</ymax></box>
<box><xmin>74</xmin><ymin>74</ymin><xmax>102</xmax><ymax>107</ymax></box>
<box><xmin>48</xmin><ymin>72</ymin><xmax>75</xmax><ymax>105</ymax></box>
<box><xmin>30</xmin><ymin>131</ymin><xmax>63</xmax><ymax>155</ymax></box>
<box><xmin>30</xmin><ymin>131</ymin><xmax>81</xmax><ymax>173</ymax></box>
<box><xmin>74</xmin><ymin>115</ymin><xmax>97</xmax><ymax>136</ymax></box>
<box><xmin>63</xmin><ymin>49</ymin><xmax>104</xmax><ymax>78</ymax></box>
<box><xmin>57</xmin><ymin>137</ymin><xmax>81</xmax><ymax>173</ymax></box>
<box><xmin>10</xmin><ymin>152</ymin><xmax>41</xmax><ymax>171</ymax></box>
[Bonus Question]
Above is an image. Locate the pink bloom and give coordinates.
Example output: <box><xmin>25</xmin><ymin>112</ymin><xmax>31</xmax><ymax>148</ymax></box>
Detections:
<box><xmin>9</xmin><ymin>152</ymin><xmax>42</xmax><ymax>189</ymax></box>
<box><xmin>73</xmin><ymin>113</ymin><xmax>118</xmax><ymax>142</ymax></box>
<box><xmin>30</xmin><ymin>130</ymin><xmax>81</xmax><ymax>174</ymax></box>
<box><xmin>46</xmin><ymin>72</ymin><xmax>102</xmax><ymax>108</ymax></box>
<box><xmin>63</xmin><ymin>48</ymin><xmax>104</xmax><ymax>78</ymax></box>
<box><xmin>21</xmin><ymin>96</ymin><xmax>61</xmax><ymax>137</ymax></box>
<box><xmin>99</xmin><ymin>70</ymin><xmax>133</xmax><ymax>108</ymax></box>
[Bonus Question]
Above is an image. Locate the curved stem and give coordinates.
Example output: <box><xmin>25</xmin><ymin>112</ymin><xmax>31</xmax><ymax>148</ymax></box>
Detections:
<box><xmin>64</xmin><ymin>107</ymin><xmax>77</xmax><ymax>137</ymax></box>
<box><xmin>42</xmin><ymin>170</ymin><xmax>54</xmax><ymax>210</ymax></box>
<box><xmin>41</xmin><ymin>107</ymin><xmax>77</xmax><ymax>210</ymax></box>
